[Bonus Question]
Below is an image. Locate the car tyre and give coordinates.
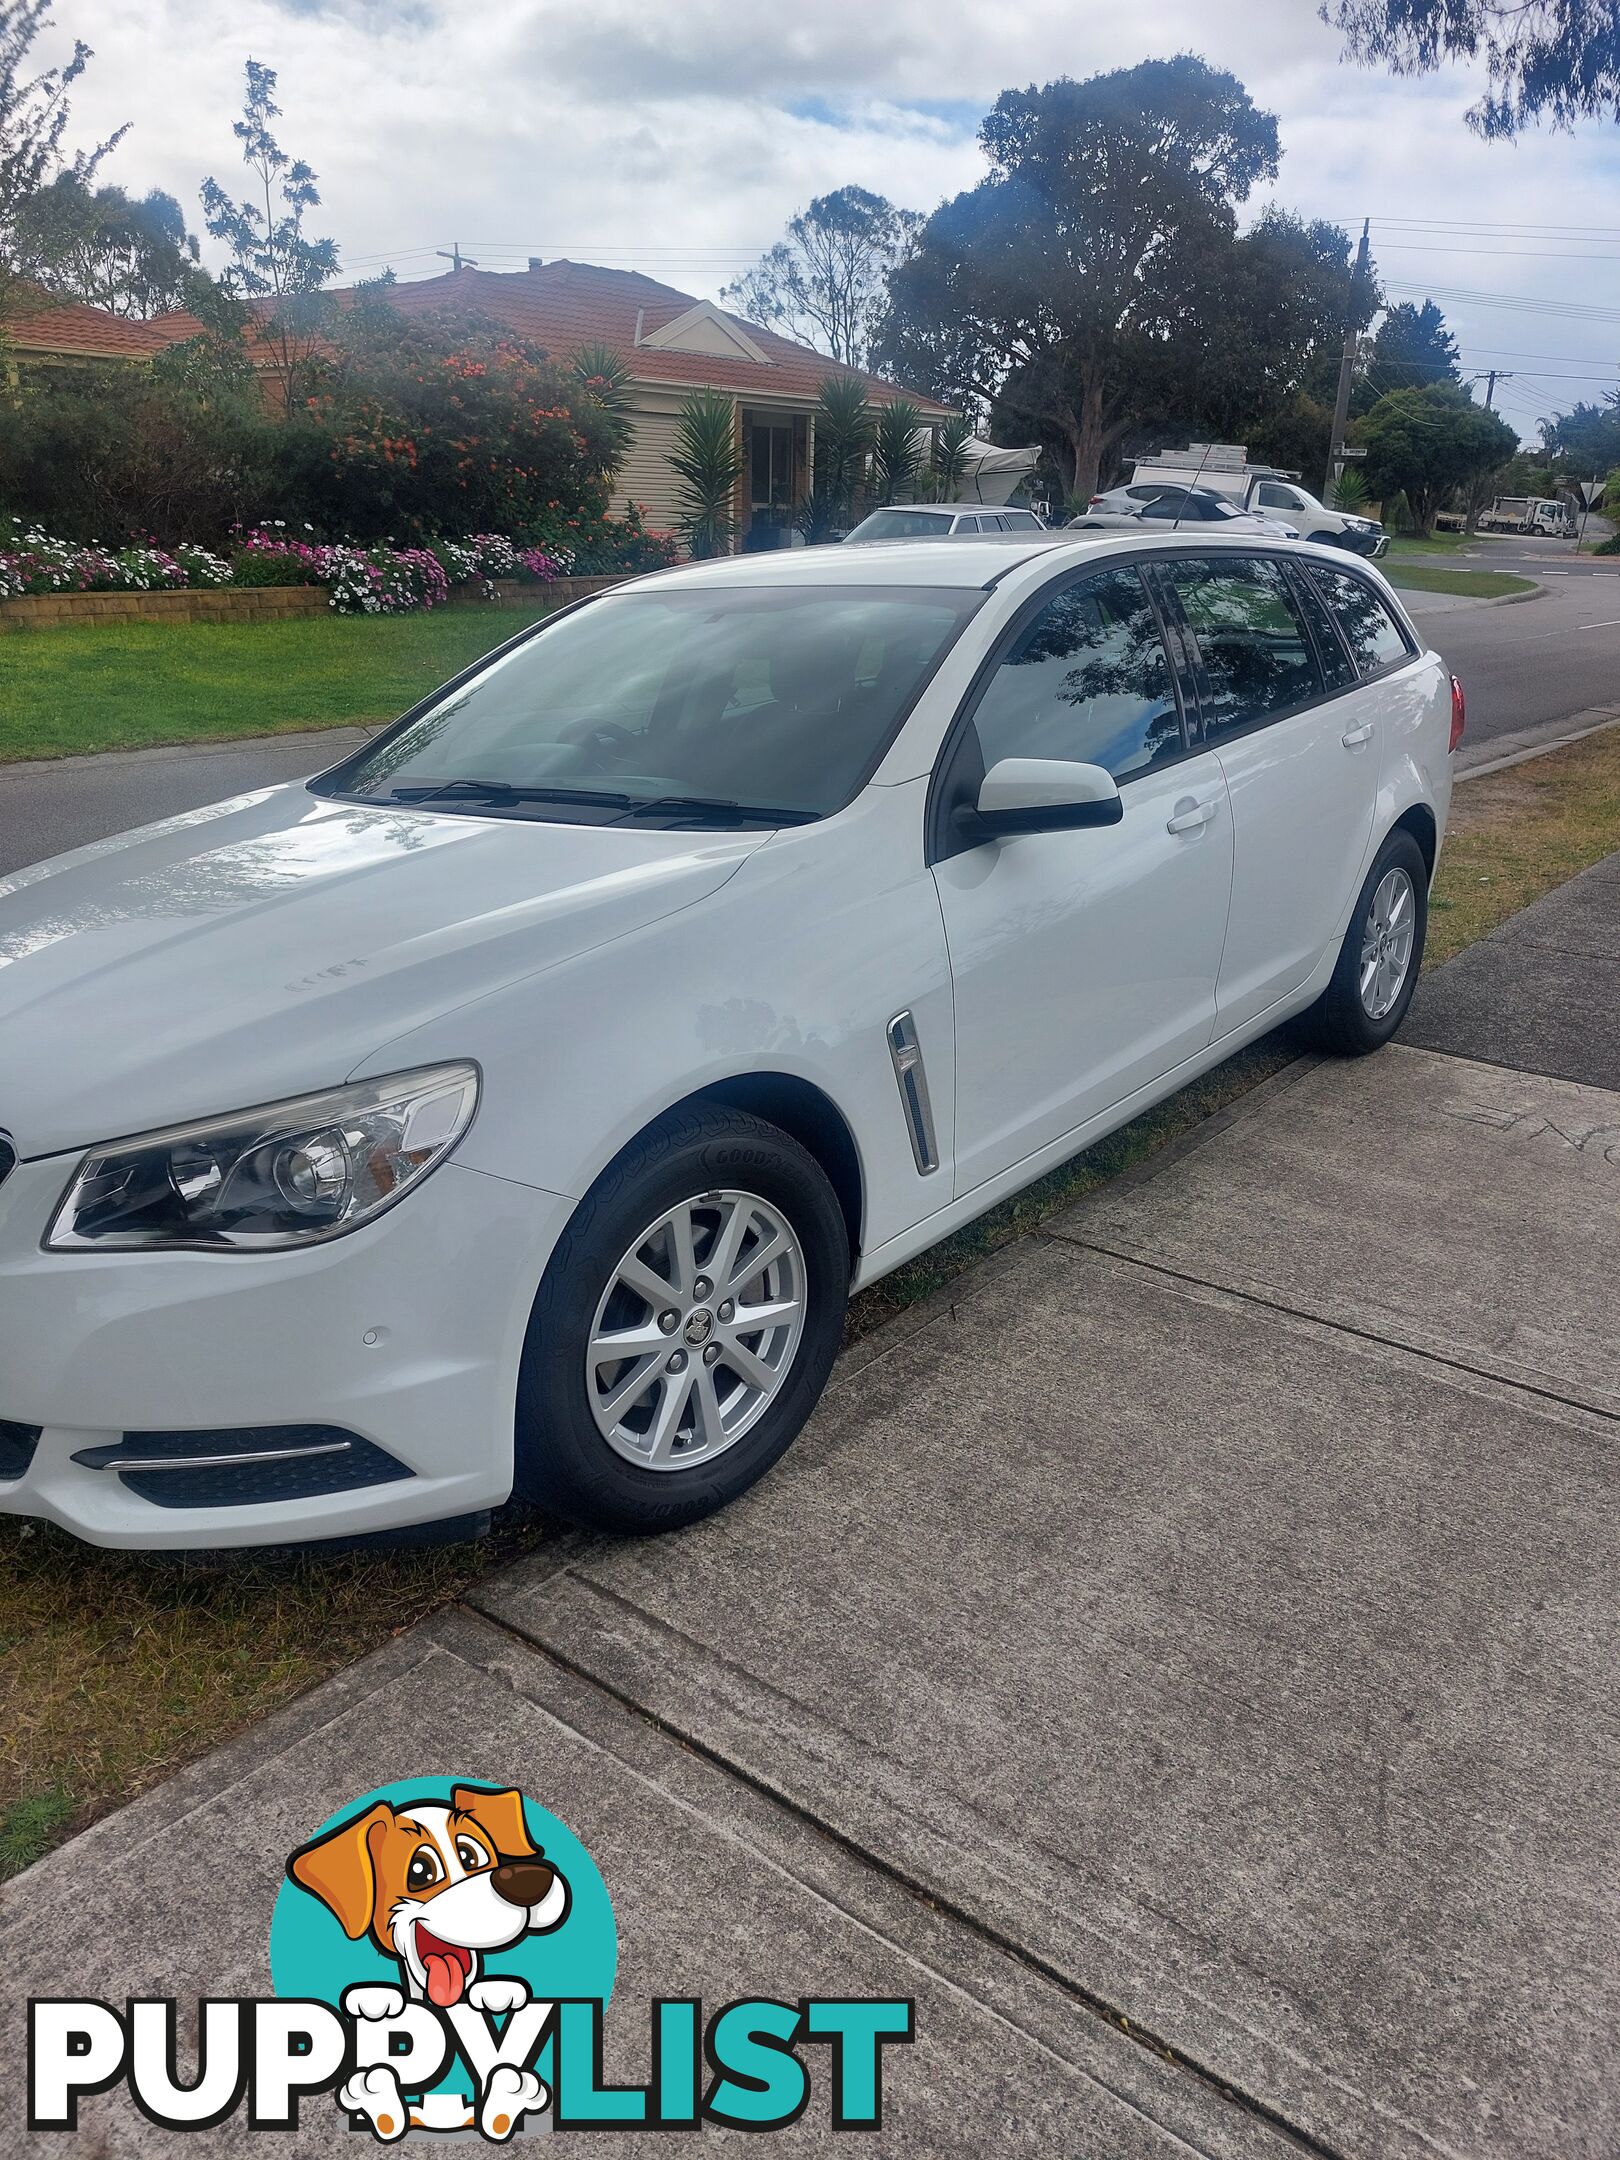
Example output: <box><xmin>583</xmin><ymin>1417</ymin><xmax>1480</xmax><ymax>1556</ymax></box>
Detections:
<box><xmin>1306</xmin><ymin>827</ymin><xmax>1429</xmax><ymax>1056</ymax></box>
<box><xmin>514</xmin><ymin>1105</ymin><xmax>849</xmax><ymax>1534</ymax></box>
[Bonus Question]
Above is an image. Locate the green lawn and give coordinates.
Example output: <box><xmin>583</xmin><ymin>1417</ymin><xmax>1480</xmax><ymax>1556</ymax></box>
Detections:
<box><xmin>0</xmin><ymin>606</ymin><xmax>552</xmax><ymax>764</ymax></box>
<box><xmin>1383</xmin><ymin>564</ymin><xmax>1535</xmax><ymax>600</ymax></box>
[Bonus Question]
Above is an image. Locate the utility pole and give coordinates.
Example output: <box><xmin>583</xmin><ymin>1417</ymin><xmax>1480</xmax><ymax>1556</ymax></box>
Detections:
<box><xmin>435</xmin><ymin>243</ymin><xmax>478</xmax><ymax>272</ymax></box>
<box><xmin>1464</xmin><ymin>369</ymin><xmax>1513</xmax><ymax>533</ymax></box>
<box><xmin>1324</xmin><ymin>218</ymin><xmax>1371</xmax><ymax>501</ymax></box>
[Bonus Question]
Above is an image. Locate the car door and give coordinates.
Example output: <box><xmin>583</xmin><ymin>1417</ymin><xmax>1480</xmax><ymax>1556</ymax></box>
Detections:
<box><xmin>1153</xmin><ymin>552</ymin><xmax>1378</xmax><ymax>1034</ymax></box>
<box><xmin>930</xmin><ymin>561</ymin><xmax>1234</xmax><ymax>1197</ymax></box>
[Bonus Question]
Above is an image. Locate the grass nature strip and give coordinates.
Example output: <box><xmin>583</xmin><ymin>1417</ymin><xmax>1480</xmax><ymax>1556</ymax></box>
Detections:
<box><xmin>0</xmin><ymin>607</ymin><xmax>556</xmax><ymax>764</ymax></box>
<box><xmin>3</xmin><ymin>725</ymin><xmax>1620</xmax><ymax>1879</ymax></box>
<box><xmin>1383</xmin><ymin>565</ymin><xmax>1535</xmax><ymax>600</ymax></box>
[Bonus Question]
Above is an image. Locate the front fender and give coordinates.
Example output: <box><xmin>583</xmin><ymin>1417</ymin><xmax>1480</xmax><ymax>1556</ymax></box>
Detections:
<box><xmin>350</xmin><ymin>782</ymin><xmax>955</xmax><ymax>1264</ymax></box>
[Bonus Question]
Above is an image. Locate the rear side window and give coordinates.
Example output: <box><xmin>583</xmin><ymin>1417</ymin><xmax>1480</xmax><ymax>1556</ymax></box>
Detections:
<box><xmin>1162</xmin><ymin>556</ymin><xmax>1320</xmax><ymax>738</ymax></box>
<box><xmin>971</xmin><ymin>565</ymin><xmax>1184</xmax><ymax>781</ymax></box>
<box><xmin>1285</xmin><ymin>568</ymin><xmax>1358</xmax><ymax>694</ymax></box>
<box><xmin>953</xmin><ymin>515</ymin><xmax>981</xmax><ymax>533</ymax></box>
<box><xmin>1257</xmin><ymin>482</ymin><xmax>1302</xmax><ymax>512</ymax></box>
<box><xmin>1311</xmin><ymin>569</ymin><xmax>1413</xmax><ymax>675</ymax></box>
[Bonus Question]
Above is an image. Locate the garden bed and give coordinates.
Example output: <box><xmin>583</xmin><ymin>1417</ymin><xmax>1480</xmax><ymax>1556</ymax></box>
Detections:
<box><xmin>0</xmin><ymin>573</ymin><xmax>623</xmax><ymax>635</ymax></box>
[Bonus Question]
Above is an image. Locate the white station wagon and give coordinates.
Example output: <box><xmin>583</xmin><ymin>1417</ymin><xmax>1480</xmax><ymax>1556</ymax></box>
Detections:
<box><xmin>0</xmin><ymin>535</ymin><xmax>1461</xmax><ymax>1548</ymax></box>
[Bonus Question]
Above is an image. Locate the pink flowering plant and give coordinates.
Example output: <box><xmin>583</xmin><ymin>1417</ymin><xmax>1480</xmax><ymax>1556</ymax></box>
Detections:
<box><xmin>0</xmin><ymin>513</ymin><xmax>640</xmax><ymax>614</ymax></box>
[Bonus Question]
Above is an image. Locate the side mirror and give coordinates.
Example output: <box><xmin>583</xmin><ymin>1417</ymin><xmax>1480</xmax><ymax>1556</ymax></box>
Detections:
<box><xmin>974</xmin><ymin>758</ymin><xmax>1123</xmax><ymax>837</ymax></box>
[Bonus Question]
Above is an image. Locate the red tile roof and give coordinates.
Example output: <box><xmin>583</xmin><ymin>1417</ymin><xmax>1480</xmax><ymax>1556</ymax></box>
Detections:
<box><xmin>3</xmin><ymin>285</ymin><xmax>175</xmax><ymax>359</ymax></box>
<box><xmin>32</xmin><ymin>257</ymin><xmax>947</xmax><ymax>413</ymax></box>
<box><xmin>365</xmin><ymin>261</ymin><xmax>948</xmax><ymax>411</ymax></box>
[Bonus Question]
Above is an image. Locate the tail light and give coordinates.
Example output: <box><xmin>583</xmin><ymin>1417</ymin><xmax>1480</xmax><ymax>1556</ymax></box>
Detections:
<box><xmin>1089</xmin><ymin>495</ymin><xmax>1105</xmax><ymax>506</ymax></box>
<box><xmin>1449</xmin><ymin>674</ymin><xmax>1466</xmax><ymax>753</ymax></box>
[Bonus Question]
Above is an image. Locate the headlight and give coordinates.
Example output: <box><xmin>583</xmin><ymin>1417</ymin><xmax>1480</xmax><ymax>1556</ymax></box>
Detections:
<box><xmin>45</xmin><ymin>1063</ymin><xmax>479</xmax><ymax>1252</ymax></box>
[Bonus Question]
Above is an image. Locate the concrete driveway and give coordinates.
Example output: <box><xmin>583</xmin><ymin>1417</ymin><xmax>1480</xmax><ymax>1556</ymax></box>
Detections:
<box><xmin>8</xmin><ymin>998</ymin><xmax>1618</xmax><ymax>2154</ymax></box>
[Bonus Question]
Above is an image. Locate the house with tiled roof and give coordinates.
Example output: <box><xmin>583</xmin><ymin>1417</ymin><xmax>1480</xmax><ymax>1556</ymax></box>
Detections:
<box><xmin>0</xmin><ymin>284</ymin><xmax>176</xmax><ymax>382</ymax></box>
<box><xmin>6</xmin><ymin>259</ymin><xmax>955</xmax><ymax>551</ymax></box>
<box><xmin>324</xmin><ymin>258</ymin><xmax>953</xmax><ymax>550</ymax></box>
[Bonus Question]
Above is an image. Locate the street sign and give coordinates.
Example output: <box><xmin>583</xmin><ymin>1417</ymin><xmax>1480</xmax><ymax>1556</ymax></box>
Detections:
<box><xmin>1338</xmin><ymin>446</ymin><xmax>1369</xmax><ymax>460</ymax></box>
<box><xmin>1578</xmin><ymin>480</ymin><xmax>1604</xmax><ymax>507</ymax></box>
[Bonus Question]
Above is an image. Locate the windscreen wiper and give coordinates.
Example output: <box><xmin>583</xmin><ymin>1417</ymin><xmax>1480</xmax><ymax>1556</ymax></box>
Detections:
<box><xmin>379</xmin><ymin>778</ymin><xmax>635</xmax><ymax>809</ymax></box>
<box><xmin>616</xmin><ymin>795</ymin><xmax>819</xmax><ymax>826</ymax></box>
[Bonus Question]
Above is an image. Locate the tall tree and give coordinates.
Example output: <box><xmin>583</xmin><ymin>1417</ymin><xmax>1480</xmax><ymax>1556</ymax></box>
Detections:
<box><xmin>1539</xmin><ymin>393</ymin><xmax>1620</xmax><ymax>476</ymax></box>
<box><xmin>200</xmin><ymin>59</ymin><xmax>338</xmax><ymax>389</ymax></box>
<box><xmin>14</xmin><ymin>176</ymin><xmax>200</xmax><ymax>315</ymax></box>
<box><xmin>0</xmin><ymin>0</ymin><xmax>125</xmax><ymax>326</ymax></box>
<box><xmin>1355</xmin><ymin>379</ymin><xmax>1517</xmax><ymax>533</ymax></box>
<box><xmin>1363</xmin><ymin>299</ymin><xmax>1460</xmax><ymax>399</ymax></box>
<box><xmin>722</xmin><ymin>186</ymin><xmax>921</xmax><ymax>368</ymax></box>
<box><xmin>875</xmin><ymin>59</ymin><xmax>1283</xmax><ymax>500</ymax></box>
<box><xmin>1323</xmin><ymin>2</ymin><xmax>1620</xmax><ymax>134</ymax></box>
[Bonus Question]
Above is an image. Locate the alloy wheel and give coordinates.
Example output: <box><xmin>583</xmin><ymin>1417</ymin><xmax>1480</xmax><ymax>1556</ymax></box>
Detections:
<box><xmin>586</xmin><ymin>1190</ymin><xmax>806</xmax><ymax>1471</ymax></box>
<box><xmin>1359</xmin><ymin>866</ymin><xmax>1417</xmax><ymax>1020</ymax></box>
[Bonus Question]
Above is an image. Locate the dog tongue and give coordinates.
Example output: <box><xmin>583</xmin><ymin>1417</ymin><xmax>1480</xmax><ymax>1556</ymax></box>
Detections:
<box><xmin>424</xmin><ymin>1953</ymin><xmax>465</xmax><ymax>2008</ymax></box>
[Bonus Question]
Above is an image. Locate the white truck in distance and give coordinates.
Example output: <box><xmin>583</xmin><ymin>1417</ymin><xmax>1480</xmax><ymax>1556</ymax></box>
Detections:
<box><xmin>1128</xmin><ymin>446</ymin><xmax>1388</xmax><ymax>558</ymax></box>
<box><xmin>1476</xmin><ymin>496</ymin><xmax>1578</xmax><ymax>538</ymax></box>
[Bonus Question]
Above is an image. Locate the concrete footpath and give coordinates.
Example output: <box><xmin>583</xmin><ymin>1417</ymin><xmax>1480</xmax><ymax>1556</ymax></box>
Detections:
<box><xmin>5</xmin><ymin>872</ymin><xmax>1619</xmax><ymax>2155</ymax></box>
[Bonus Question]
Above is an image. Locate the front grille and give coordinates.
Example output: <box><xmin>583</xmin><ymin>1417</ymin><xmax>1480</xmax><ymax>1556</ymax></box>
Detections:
<box><xmin>0</xmin><ymin>1133</ymin><xmax>15</xmax><ymax>1190</ymax></box>
<box><xmin>73</xmin><ymin>1425</ymin><xmax>413</xmax><ymax>1509</ymax></box>
<box><xmin>0</xmin><ymin>1420</ymin><xmax>40</xmax><ymax>1482</ymax></box>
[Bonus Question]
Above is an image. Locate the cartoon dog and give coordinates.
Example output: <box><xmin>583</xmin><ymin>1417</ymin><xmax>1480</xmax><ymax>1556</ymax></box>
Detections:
<box><xmin>288</xmin><ymin>1784</ymin><xmax>570</xmax><ymax>2141</ymax></box>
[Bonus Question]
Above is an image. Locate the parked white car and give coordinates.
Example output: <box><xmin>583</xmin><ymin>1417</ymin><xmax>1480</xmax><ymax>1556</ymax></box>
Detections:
<box><xmin>1073</xmin><ymin>485</ymin><xmax>1301</xmax><ymax>539</ymax></box>
<box><xmin>0</xmin><ymin>535</ymin><xmax>1461</xmax><ymax>1550</ymax></box>
<box><xmin>845</xmin><ymin>505</ymin><xmax>1047</xmax><ymax>540</ymax></box>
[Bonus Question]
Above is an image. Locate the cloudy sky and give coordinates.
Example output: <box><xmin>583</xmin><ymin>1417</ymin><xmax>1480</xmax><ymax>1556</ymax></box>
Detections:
<box><xmin>52</xmin><ymin>0</ymin><xmax>1620</xmax><ymax>446</ymax></box>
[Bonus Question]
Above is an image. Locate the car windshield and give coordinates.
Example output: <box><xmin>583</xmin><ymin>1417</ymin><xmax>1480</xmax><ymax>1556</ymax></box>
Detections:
<box><xmin>845</xmin><ymin>510</ymin><xmax>955</xmax><ymax>541</ymax></box>
<box><xmin>318</xmin><ymin>585</ymin><xmax>980</xmax><ymax>824</ymax></box>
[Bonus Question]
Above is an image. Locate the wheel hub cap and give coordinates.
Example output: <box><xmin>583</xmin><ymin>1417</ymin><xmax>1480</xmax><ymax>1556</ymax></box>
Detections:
<box><xmin>587</xmin><ymin>1189</ymin><xmax>807</xmax><ymax>1472</ymax></box>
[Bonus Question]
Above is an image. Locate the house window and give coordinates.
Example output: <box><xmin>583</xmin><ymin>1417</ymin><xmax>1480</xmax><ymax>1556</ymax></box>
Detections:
<box><xmin>750</xmin><ymin>424</ymin><xmax>796</xmax><ymax>512</ymax></box>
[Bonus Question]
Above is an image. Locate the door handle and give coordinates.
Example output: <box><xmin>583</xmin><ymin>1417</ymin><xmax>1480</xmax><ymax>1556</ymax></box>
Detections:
<box><xmin>1341</xmin><ymin>722</ymin><xmax>1374</xmax><ymax>748</ymax></box>
<box><xmin>1166</xmin><ymin>798</ymin><xmax>1218</xmax><ymax>835</ymax></box>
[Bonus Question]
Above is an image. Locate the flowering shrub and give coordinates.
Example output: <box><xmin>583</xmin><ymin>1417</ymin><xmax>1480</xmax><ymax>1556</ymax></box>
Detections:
<box><xmin>0</xmin><ymin>522</ymin><xmax>233</xmax><ymax>597</ymax></box>
<box><xmin>233</xmin><ymin>529</ymin><xmax>451</xmax><ymax>614</ymax></box>
<box><xmin>430</xmin><ymin>534</ymin><xmax>563</xmax><ymax>591</ymax></box>
<box><xmin>0</xmin><ymin>514</ymin><xmax>662</xmax><ymax>614</ymax></box>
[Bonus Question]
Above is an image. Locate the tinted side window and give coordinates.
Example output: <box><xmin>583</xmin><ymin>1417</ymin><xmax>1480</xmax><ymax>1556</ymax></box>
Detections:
<box><xmin>1164</xmin><ymin>556</ymin><xmax>1321</xmax><ymax>738</ymax></box>
<box><xmin>972</xmin><ymin>566</ymin><xmax>1184</xmax><ymax>781</ymax></box>
<box><xmin>954</xmin><ymin>516</ymin><xmax>981</xmax><ymax>533</ymax></box>
<box><xmin>1312</xmin><ymin>569</ymin><xmax>1413</xmax><ymax>674</ymax></box>
<box><xmin>1257</xmin><ymin>483</ymin><xmax>1299</xmax><ymax>511</ymax></box>
<box><xmin>1285</xmin><ymin>567</ymin><xmax>1358</xmax><ymax>694</ymax></box>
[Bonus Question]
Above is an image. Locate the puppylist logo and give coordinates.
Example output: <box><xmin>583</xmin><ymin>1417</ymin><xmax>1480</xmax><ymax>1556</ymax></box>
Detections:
<box><xmin>27</xmin><ymin>1778</ymin><xmax>914</xmax><ymax>2140</ymax></box>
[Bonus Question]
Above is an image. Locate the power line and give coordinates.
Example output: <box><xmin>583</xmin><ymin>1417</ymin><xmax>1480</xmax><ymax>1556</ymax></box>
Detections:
<box><xmin>1375</xmin><ymin>242</ymin><xmax>1620</xmax><ymax>262</ymax></box>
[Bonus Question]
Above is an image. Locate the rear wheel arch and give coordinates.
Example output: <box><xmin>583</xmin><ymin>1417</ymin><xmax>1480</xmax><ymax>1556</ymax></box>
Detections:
<box><xmin>1391</xmin><ymin>802</ymin><xmax>1437</xmax><ymax>883</ymax></box>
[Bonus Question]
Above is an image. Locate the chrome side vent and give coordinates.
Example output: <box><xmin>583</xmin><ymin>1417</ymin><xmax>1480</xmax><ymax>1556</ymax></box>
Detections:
<box><xmin>887</xmin><ymin>1011</ymin><xmax>939</xmax><ymax>1175</ymax></box>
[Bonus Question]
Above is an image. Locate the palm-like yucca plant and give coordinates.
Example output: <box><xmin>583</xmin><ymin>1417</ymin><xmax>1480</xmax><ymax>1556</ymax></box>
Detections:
<box><xmin>813</xmin><ymin>375</ymin><xmax>875</xmax><ymax>526</ymax></box>
<box><xmin>670</xmin><ymin>388</ymin><xmax>742</xmax><ymax>559</ymax></box>
<box><xmin>1329</xmin><ymin>465</ymin><xmax>1369</xmax><ymax>512</ymax></box>
<box><xmin>871</xmin><ymin>398</ymin><xmax>927</xmax><ymax>506</ymax></box>
<box><xmin>570</xmin><ymin>341</ymin><xmax>633</xmax><ymax>416</ymax></box>
<box><xmin>569</xmin><ymin>342</ymin><xmax>634</xmax><ymax>483</ymax></box>
<box><xmin>930</xmin><ymin>412</ymin><xmax>974</xmax><ymax>503</ymax></box>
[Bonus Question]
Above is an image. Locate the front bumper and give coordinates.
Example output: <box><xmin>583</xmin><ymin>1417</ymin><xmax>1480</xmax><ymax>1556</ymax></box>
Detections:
<box><xmin>0</xmin><ymin>1152</ymin><xmax>572</xmax><ymax>1548</ymax></box>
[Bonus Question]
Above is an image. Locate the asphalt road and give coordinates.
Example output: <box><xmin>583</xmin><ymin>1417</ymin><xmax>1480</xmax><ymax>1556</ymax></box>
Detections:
<box><xmin>1</xmin><ymin>563</ymin><xmax>1617</xmax><ymax>874</ymax></box>
<box><xmin>1417</xmin><ymin>575</ymin><xmax>1620</xmax><ymax>766</ymax></box>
